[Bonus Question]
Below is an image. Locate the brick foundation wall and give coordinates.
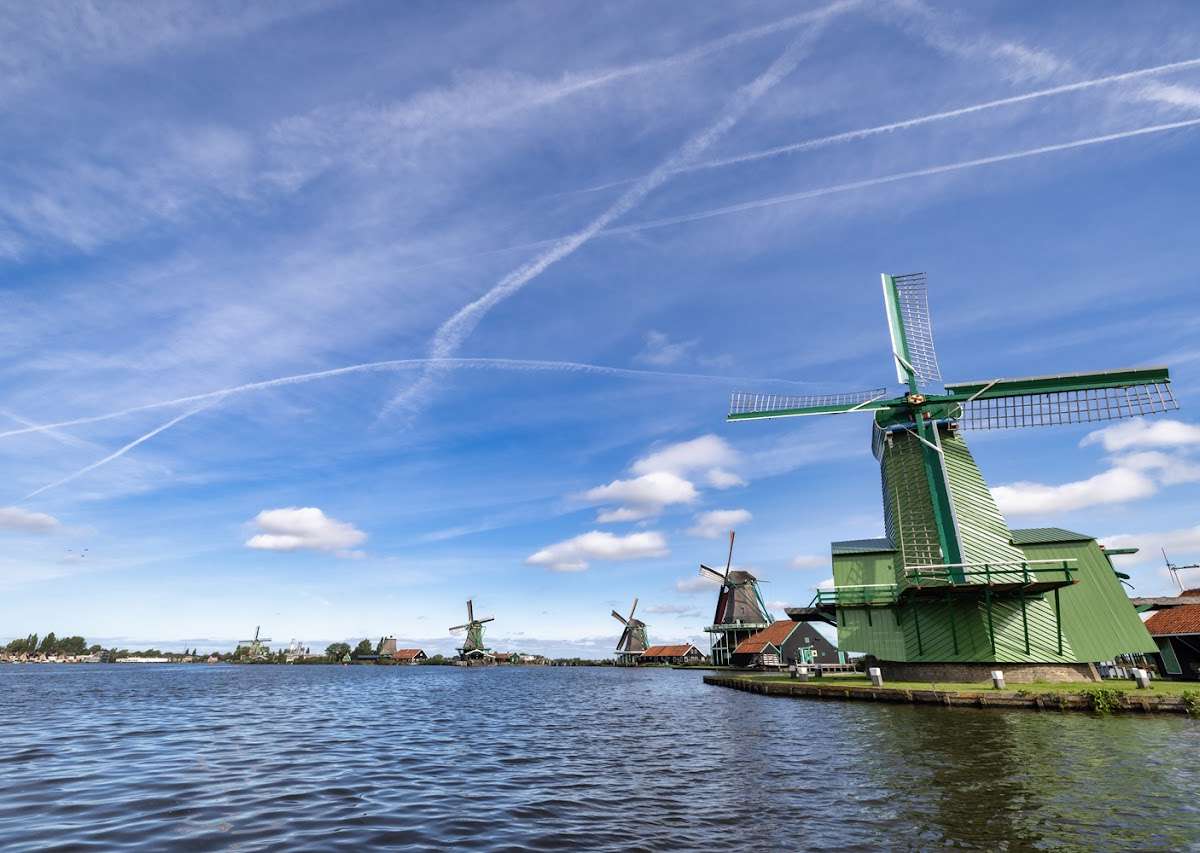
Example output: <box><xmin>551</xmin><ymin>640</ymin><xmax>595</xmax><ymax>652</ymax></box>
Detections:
<box><xmin>877</xmin><ymin>660</ymin><xmax>1101</xmax><ymax>684</ymax></box>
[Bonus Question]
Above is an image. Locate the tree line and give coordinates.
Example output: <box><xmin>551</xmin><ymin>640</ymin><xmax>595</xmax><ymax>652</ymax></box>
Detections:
<box><xmin>5</xmin><ymin>632</ymin><xmax>98</xmax><ymax>656</ymax></box>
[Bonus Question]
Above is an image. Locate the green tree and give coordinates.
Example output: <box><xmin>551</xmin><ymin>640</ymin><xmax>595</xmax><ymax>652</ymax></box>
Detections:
<box><xmin>58</xmin><ymin>636</ymin><xmax>87</xmax><ymax>656</ymax></box>
<box><xmin>325</xmin><ymin>642</ymin><xmax>351</xmax><ymax>660</ymax></box>
<box><xmin>352</xmin><ymin>639</ymin><xmax>373</xmax><ymax>659</ymax></box>
<box><xmin>38</xmin><ymin>632</ymin><xmax>57</xmax><ymax>654</ymax></box>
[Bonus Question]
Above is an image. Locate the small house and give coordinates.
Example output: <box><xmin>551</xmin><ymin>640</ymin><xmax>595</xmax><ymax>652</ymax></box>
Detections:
<box><xmin>392</xmin><ymin>648</ymin><xmax>427</xmax><ymax>665</ymax></box>
<box><xmin>639</xmin><ymin>644</ymin><xmax>704</xmax><ymax>665</ymax></box>
<box><xmin>729</xmin><ymin>620</ymin><xmax>840</xmax><ymax>669</ymax></box>
<box><xmin>1145</xmin><ymin>588</ymin><xmax>1200</xmax><ymax>680</ymax></box>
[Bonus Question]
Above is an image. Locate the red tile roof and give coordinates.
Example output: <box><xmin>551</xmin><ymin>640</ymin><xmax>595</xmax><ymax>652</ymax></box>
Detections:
<box><xmin>1145</xmin><ymin>605</ymin><xmax>1200</xmax><ymax>636</ymax></box>
<box><xmin>392</xmin><ymin>648</ymin><xmax>425</xmax><ymax>661</ymax></box>
<box><xmin>734</xmin><ymin>620</ymin><xmax>800</xmax><ymax>655</ymax></box>
<box><xmin>641</xmin><ymin>644</ymin><xmax>699</xmax><ymax>658</ymax></box>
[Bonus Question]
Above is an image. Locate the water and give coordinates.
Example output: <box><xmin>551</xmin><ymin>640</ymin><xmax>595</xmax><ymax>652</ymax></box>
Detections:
<box><xmin>0</xmin><ymin>665</ymin><xmax>1197</xmax><ymax>851</ymax></box>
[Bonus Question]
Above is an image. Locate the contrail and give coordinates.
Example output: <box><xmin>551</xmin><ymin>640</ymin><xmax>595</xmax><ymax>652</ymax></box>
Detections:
<box><xmin>0</xmin><ymin>409</ymin><xmax>98</xmax><ymax>450</ymax></box>
<box><xmin>573</xmin><ymin>55</ymin><xmax>1200</xmax><ymax>194</ymax></box>
<box><xmin>531</xmin><ymin>0</ymin><xmax>861</xmax><ymax>103</ymax></box>
<box><xmin>0</xmin><ymin>357</ymin><xmax>811</xmax><ymax>442</ymax></box>
<box><xmin>22</xmin><ymin>398</ymin><xmax>222</xmax><ymax>501</ymax></box>
<box><xmin>599</xmin><ymin>117</ymin><xmax>1200</xmax><ymax>236</ymax></box>
<box><xmin>380</xmin><ymin>11</ymin><xmax>848</xmax><ymax>418</ymax></box>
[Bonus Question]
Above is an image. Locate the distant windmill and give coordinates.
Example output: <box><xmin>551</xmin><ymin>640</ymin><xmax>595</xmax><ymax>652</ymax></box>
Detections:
<box><xmin>238</xmin><ymin>626</ymin><xmax>272</xmax><ymax>659</ymax></box>
<box><xmin>611</xmin><ymin>597</ymin><xmax>649</xmax><ymax>665</ymax></box>
<box><xmin>699</xmin><ymin>530</ymin><xmax>771</xmax><ymax>666</ymax></box>
<box><xmin>449</xmin><ymin>599</ymin><xmax>494</xmax><ymax>663</ymax></box>
<box><xmin>1162</xmin><ymin>549</ymin><xmax>1200</xmax><ymax>593</ymax></box>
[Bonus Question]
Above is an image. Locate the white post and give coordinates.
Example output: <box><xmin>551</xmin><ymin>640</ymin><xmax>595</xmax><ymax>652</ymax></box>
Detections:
<box><xmin>991</xmin><ymin>670</ymin><xmax>1005</xmax><ymax>690</ymax></box>
<box><xmin>1133</xmin><ymin>668</ymin><xmax>1152</xmax><ymax>689</ymax></box>
<box><xmin>868</xmin><ymin>666</ymin><xmax>883</xmax><ymax>687</ymax></box>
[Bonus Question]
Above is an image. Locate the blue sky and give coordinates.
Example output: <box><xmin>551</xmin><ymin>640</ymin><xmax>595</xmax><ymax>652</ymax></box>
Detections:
<box><xmin>3</xmin><ymin>0</ymin><xmax>1200</xmax><ymax>657</ymax></box>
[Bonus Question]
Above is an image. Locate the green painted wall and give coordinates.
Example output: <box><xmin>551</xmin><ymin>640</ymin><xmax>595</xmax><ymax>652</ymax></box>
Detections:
<box><xmin>1020</xmin><ymin>540</ymin><xmax>1157</xmax><ymax>658</ymax></box>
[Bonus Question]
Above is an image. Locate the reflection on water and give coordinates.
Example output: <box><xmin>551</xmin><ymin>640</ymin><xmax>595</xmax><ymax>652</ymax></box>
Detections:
<box><xmin>0</xmin><ymin>665</ymin><xmax>1196</xmax><ymax>850</ymax></box>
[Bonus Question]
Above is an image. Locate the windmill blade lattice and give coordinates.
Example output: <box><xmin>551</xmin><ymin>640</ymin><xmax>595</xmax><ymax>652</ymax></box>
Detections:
<box><xmin>887</xmin><ymin>272</ymin><xmax>942</xmax><ymax>385</ymax></box>
<box><xmin>948</xmin><ymin>369</ymin><xmax>1178</xmax><ymax>430</ymax></box>
<box><xmin>729</xmin><ymin>388</ymin><xmax>889</xmax><ymax>419</ymax></box>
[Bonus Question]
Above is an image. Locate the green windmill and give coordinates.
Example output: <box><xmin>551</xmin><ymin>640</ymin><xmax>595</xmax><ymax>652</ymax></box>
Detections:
<box><xmin>450</xmin><ymin>599</ymin><xmax>495</xmax><ymax>664</ymax></box>
<box><xmin>730</xmin><ymin>272</ymin><xmax>1176</xmax><ymax>682</ymax></box>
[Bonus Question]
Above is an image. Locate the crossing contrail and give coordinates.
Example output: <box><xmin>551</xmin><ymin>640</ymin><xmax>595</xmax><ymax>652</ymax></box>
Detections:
<box><xmin>0</xmin><ymin>357</ymin><xmax>811</xmax><ymax>443</ymax></box>
<box><xmin>600</xmin><ymin>116</ymin><xmax>1200</xmax><ymax>236</ymax></box>
<box><xmin>573</xmin><ymin>55</ymin><xmax>1200</xmax><ymax>194</ymax></box>
<box><xmin>22</xmin><ymin>398</ymin><xmax>223</xmax><ymax>501</ymax></box>
<box><xmin>379</xmin><ymin>12</ymin><xmax>846</xmax><ymax>419</ymax></box>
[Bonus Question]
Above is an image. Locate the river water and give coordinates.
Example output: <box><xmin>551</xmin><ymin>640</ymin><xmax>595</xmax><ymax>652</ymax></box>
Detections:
<box><xmin>1</xmin><ymin>665</ymin><xmax>1197</xmax><ymax>851</ymax></box>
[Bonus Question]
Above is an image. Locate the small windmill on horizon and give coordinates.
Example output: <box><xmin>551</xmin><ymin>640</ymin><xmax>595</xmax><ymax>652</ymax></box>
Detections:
<box><xmin>238</xmin><ymin>626</ymin><xmax>272</xmax><ymax>659</ymax></box>
<box><xmin>611</xmin><ymin>597</ymin><xmax>649</xmax><ymax>665</ymax></box>
<box><xmin>699</xmin><ymin>530</ymin><xmax>772</xmax><ymax>666</ymax></box>
<box><xmin>450</xmin><ymin>599</ymin><xmax>495</xmax><ymax>664</ymax></box>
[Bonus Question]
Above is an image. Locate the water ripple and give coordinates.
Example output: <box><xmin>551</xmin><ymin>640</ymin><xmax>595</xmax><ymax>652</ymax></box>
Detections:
<box><xmin>0</xmin><ymin>665</ymin><xmax>1197</xmax><ymax>850</ymax></box>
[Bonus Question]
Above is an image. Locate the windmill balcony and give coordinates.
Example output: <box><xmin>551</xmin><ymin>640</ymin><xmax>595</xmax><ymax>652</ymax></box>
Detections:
<box><xmin>899</xmin><ymin>558</ymin><xmax>1078</xmax><ymax>598</ymax></box>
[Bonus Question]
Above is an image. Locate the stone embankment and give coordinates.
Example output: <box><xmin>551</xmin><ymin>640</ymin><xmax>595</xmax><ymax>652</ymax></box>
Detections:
<box><xmin>703</xmin><ymin>674</ymin><xmax>1195</xmax><ymax>714</ymax></box>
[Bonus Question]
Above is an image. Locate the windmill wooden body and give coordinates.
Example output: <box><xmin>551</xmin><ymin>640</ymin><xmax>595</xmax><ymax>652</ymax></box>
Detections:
<box><xmin>612</xmin><ymin>597</ymin><xmax>649</xmax><ymax>665</ymax></box>
<box><xmin>450</xmin><ymin>599</ymin><xmax>495</xmax><ymax>664</ymax></box>
<box><xmin>732</xmin><ymin>272</ymin><xmax>1173</xmax><ymax>682</ymax></box>
<box><xmin>700</xmin><ymin>531</ymin><xmax>772</xmax><ymax>666</ymax></box>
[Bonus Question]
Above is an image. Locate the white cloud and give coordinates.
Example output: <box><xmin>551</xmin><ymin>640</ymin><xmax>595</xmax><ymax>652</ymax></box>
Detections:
<box><xmin>644</xmin><ymin>603</ymin><xmax>701</xmax><ymax>616</ymax></box>
<box><xmin>676</xmin><ymin>576</ymin><xmax>715</xmax><ymax>594</ymax></box>
<box><xmin>791</xmin><ymin>554</ymin><xmax>826</xmax><ymax>569</ymax></box>
<box><xmin>766</xmin><ymin>599</ymin><xmax>791</xmax><ymax>611</ymax></box>
<box><xmin>0</xmin><ymin>506</ymin><xmax>60</xmax><ymax>533</ymax></box>
<box><xmin>245</xmin><ymin>507</ymin><xmax>367</xmax><ymax>557</ymax></box>
<box><xmin>1115</xmin><ymin>451</ymin><xmax>1200</xmax><ymax>486</ymax></box>
<box><xmin>526</xmin><ymin>530</ymin><xmax>668</xmax><ymax>572</ymax></box>
<box><xmin>1102</xmin><ymin>525</ymin><xmax>1200</xmax><ymax>557</ymax></box>
<box><xmin>815</xmin><ymin>577</ymin><xmax>835</xmax><ymax>590</ymax></box>
<box><xmin>993</xmin><ymin>467</ymin><xmax>1157</xmax><ymax>516</ymax></box>
<box><xmin>635</xmin><ymin>330</ymin><xmax>698</xmax><ymax>367</ymax></box>
<box><xmin>1080</xmin><ymin>419</ymin><xmax>1200</xmax><ymax>452</ymax></box>
<box><xmin>632</xmin><ymin>434</ymin><xmax>738</xmax><ymax>477</ymax></box>
<box><xmin>705</xmin><ymin>468</ymin><xmax>746</xmax><ymax>489</ymax></box>
<box><xmin>584</xmin><ymin>472</ymin><xmax>697</xmax><ymax>522</ymax></box>
<box><xmin>687</xmin><ymin>508</ymin><xmax>752</xmax><ymax>538</ymax></box>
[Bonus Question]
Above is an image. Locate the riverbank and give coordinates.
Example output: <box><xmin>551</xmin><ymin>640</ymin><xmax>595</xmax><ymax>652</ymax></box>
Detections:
<box><xmin>704</xmin><ymin>673</ymin><xmax>1200</xmax><ymax>715</ymax></box>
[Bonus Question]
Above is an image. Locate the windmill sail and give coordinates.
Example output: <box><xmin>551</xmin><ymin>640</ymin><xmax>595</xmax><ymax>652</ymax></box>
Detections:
<box><xmin>729</xmin><ymin>388</ymin><xmax>889</xmax><ymax>420</ymax></box>
<box><xmin>946</xmin><ymin>367</ymin><xmax>1177</xmax><ymax>430</ymax></box>
<box><xmin>882</xmin><ymin>272</ymin><xmax>941</xmax><ymax>388</ymax></box>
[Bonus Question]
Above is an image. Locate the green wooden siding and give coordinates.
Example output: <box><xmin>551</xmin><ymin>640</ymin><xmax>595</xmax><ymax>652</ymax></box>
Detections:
<box><xmin>942</xmin><ymin>431</ymin><xmax>1027</xmax><ymax>569</ymax></box>
<box><xmin>1019</xmin><ymin>540</ymin><xmax>1157</xmax><ymax>658</ymax></box>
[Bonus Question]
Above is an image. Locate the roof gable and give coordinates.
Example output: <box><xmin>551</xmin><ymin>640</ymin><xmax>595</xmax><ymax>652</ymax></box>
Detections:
<box><xmin>734</xmin><ymin>620</ymin><xmax>799</xmax><ymax>654</ymax></box>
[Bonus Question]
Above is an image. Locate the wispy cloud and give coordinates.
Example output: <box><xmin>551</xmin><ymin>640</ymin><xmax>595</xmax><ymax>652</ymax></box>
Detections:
<box><xmin>687</xmin><ymin>508</ymin><xmax>752</xmax><ymax>539</ymax></box>
<box><xmin>574</xmin><ymin>55</ymin><xmax>1200</xmax><ymax>194</ymax></box>
<box><xmin>380</xmin><ymin>12</ymin><xmax>846</xmax><ymax>419</ymax></box>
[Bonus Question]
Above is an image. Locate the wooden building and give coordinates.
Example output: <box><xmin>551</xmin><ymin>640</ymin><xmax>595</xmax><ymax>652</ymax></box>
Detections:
<box><xmin>392</xmin><ymin>648</ymin><xmax>427</xmax><ymax>664</ymax></box>
<box><xmin>1144</xmin><ymin>588</ymin><xmax>1200</xmax><ymax>680</ymax></box>
<box><xmin>639</xmin><ymin>644</ymin><xmax>704</xmax><ymax>665</ymax></box>
<box><xmin>729</xmin><ymin>620</ymin><xmax>840</xmax><ymax>668</ymax></box>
